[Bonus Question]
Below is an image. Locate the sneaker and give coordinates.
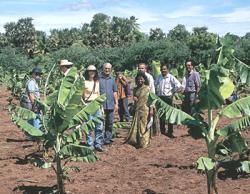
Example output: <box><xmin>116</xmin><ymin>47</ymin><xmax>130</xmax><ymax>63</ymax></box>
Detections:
<box><xmin>104</xmin><ymin>139</ymin><xmax>112</xmax><ymax>145</ymax></box>
<box><xmin>95</xmin><ymin>146</ymin><xmax>107</xmax><ymax>152</ymax></box>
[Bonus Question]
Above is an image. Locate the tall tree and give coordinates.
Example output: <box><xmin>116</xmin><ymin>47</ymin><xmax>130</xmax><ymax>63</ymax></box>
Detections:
<box><xmin>168</xmin><ymin>24</ymin><xmax>190</xmax><ymax>42</ymax></box>
<box><xmin>188</xmin><ymin>26</ymin><xmax>217</xmax><ymax>66</ymax></box>
<box><xmin>149</xmin><ymin>28</ymin><xmax>166</xmax><ymax>41</ymax></box>
<box><xmin>4</xmin><ymin>17</ymin><xmax>36</xmax><ymax>53</ymax></box>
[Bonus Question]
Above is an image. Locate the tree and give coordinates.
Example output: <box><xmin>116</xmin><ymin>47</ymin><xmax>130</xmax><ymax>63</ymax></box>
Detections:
<box><xmin>89</xmin><ymin>13</ymin><xmax>112</xmax><ymax>48</ymax></box>
<box><xmin>188</xmin><ymin>26</ymin><xmax>217</xmax><ymax>66</ymax></box>
<box><xmin>149</xmin><ymin>28</ymin><xmax>166</xmax><ymax>41</ymax></box>
<box><xmin>4</xmin><ymin>17</ymin><xmax>36</xmax><ymax>53</ymax></box>
<box><xmin>168</xmin><ymin>24</ymin><xmax>190</xmax><ymax>42</ymax></box>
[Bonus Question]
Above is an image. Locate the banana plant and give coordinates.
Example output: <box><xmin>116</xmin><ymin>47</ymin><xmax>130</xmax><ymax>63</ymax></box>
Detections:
<box><xmin>12</xmin><ymin>67</ymin><xmax>106</xmax><ymax>194</ymax></box>
<box><xmin>149</xmin><ymin>64</ymin><xmax>250</xmax><ymax>194</ymax></box>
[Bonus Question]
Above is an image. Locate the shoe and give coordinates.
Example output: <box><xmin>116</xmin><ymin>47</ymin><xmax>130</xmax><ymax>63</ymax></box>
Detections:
<box><xmin>104</xmin><ymin>139</ymin><xmax>111</xmax><ymax>145</ymax></box>
<box><xmin>95</xmin><ymin>146</ymin><xmax>107</xmax><ymax>152</ymax></box>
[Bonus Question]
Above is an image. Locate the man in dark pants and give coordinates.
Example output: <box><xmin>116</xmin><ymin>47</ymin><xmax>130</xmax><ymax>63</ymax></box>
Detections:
<box><xmin>182</xmin><ymin>60</ymin><xmax>201</xmax><ymax>115</ymax></box>
<box><xmin>155</xmin><ymin>64</ymin><xmax>182</xmax><ymax>138</ymax></box>
<box><xmin>99</xmin><ymin>63</ymin><xmax>118</xmax><ymax>145</ymax></box>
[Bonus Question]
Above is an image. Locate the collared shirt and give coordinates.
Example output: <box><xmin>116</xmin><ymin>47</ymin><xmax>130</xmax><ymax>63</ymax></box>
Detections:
<box><xmin>26</xmin><ymin>78</ymin><xmax>40</xmax><ymax>102</ymax></box>
<box><xmin>145</xmin><ymin>72</ymin><xmax>155</xmax><ymax>94</ymax></box>
<box><xmin>155</xmin><ymin>73</ymin><xmax>182</xmax><ymax>96</ymax></box>
<box><xmin>182</xmin><ymin>70</ymin><xmax>201</xmax><ymax>93</ymax></box>
<box><xmin>99</xmin><ymin>73</ymin><xmax>118</xmax><ymax>109</ymax></box>
<box><xmin>84</xmin><ymin>80</ymin><xmax>100</xmax><ymax>101</ymax></box>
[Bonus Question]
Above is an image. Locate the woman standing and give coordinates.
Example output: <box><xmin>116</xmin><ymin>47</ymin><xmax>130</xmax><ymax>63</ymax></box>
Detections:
<box><xmin>83</xmin><ymin>65</ymin><xmax>105</xmax><ymax>152</ymax></box>
<box><xmin>126</xmin><ymin>72</ymin><xmax>153</xmax><ymax>148</ymax></box>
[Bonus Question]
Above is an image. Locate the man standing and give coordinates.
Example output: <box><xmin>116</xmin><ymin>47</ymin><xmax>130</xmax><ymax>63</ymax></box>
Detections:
<box><xmin>99</xmin><ymin>63</ymin><xmax>118</xmax><ymax>144</ymax></box>
<box><xmin>155</xmin><ymin>64</ymin><xmax>182</xmax><ymax>138</ymax></box>
<box><xmin>138</xmin><ymin>63</ymin><xmax>155</xmax><ymax>93</ymax></box>
<box><xmin>115</xmin><ymin>71</ymin><xmax>131</xmax><ymax>122</ymax></box>
<box><xmin>182</xmin><ymin>60</ymin><xmax>201</xmax><ymax>115</ymax></box>
<box><xmin>59</xmin><ymin>59</ymin><xmax>73</xmax><ymax>76</ymax></box>
<box><xmin>23</xmin><ymin>67</ymin><xmax>43</xmax><ymax>129</ymax></box>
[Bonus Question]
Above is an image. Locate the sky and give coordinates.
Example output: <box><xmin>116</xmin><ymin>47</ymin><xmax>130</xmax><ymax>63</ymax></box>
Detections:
<box><xmin>0</xmin><ymin>0</ymin><xmax>250</xmax><ymax>36</ymax></box>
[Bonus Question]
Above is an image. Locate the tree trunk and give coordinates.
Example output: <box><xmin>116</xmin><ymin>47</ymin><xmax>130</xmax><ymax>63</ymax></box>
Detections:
<box><xmin>56</xmin><ymin>154</ymin><xmax>65</xmax><ymax>194</ymax></box>
<box><xmin>207</xmin><ymin>169</ymin><xmax>218</xmax><ymax>194</ymax></box>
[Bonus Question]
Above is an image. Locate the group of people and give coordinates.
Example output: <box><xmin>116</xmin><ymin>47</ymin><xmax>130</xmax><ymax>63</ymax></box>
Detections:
<box><xmin>22</xmin><ymin>59</ymin><xmax>201</xmax><ymax>151</ymax></box>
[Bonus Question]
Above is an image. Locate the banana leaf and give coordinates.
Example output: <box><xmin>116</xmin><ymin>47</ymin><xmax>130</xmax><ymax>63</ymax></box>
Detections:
<box><xmin>13</xmin><ymin>115</ymin><xmax>44</xmax><ymax>137</ymax></box>
<box><xmin>57</xmin><ymin>67</ymin><xmax>79</xmax><ymax>110</ymax></box>
<box><xmin>148</xmin><ymin>93</ymin><xmax>195</xmax><ymax>125</ymax></box>
<box><xmin>198</xmin><ymin>66</ymin><xmax>235</xmax><ymax>110</ymax></box>
<box><xmin>217</xmin><ymin>116</ymin><xmax>250</xmax><ymax>137</ymax></box>
<box><xmin>14</xmin><ymin>106</ymin><xmax>36</xmax><ymax>120</ymax></box>
<box><xmin>220</xmin><ymin>96</ymin><xmax>250</xmax><ymax>118</ymax></box>
<box><xmin>60</xmin><ymin>144</ymin><xmax>98</xmax><ymax>163</ymax></box>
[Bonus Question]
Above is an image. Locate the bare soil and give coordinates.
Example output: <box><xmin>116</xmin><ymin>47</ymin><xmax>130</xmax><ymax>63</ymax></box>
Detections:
<box><xmin>0</xmin><ymin>87</ymin><xmax>249</xmax><ymax>194</ymax></box>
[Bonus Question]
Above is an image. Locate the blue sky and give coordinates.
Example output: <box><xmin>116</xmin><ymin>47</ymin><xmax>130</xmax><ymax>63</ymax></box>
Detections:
<box><xmin>0</xmin><ymin>0</ymin><xmax>250</xmax><ymax>36</ymax></box>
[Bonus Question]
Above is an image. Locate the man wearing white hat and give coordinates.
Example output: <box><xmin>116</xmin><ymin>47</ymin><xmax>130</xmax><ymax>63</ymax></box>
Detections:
<box><xmin>59</xmin><ymin>59</ymin><xmax>73</xmax><ymax>76</ymax></box>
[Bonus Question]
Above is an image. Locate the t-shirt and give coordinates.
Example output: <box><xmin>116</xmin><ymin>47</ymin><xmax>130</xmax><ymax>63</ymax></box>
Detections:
<box><xmin>26</xmin><ymin>79</ymin><xmax>40</xmax><ymax>102</ymax></box>
<box><xmin>84</xmin><ymin>80</ymin><xmax>100</xmax><ymax>101</ymax></box>
<box><xmin>182</xmin><ymin>70</ymin><xmax>201</xmax><ymax>93</ymax></box>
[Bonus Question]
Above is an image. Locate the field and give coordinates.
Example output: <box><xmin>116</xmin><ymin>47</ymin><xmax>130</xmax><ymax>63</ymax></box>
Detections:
<box><xmin>0</xmin><ymin>87</ymin><xmax>249</xmax><ymax>194</ymax></box>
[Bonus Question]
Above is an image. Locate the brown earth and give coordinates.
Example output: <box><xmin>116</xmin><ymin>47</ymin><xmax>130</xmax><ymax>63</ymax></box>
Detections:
<box><xmin>0</xmin><ymin>87</ymin><xmax>249</xmax><ymax>194</ymax></box>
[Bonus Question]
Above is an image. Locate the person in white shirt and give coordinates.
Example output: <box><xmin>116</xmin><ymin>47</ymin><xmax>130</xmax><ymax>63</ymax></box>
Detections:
<box><xmin>138</xmin><ymin>63</ymin><xmax>155</xmax><ymax>93</ymax></box>
<box><xmin>155</xmin><ymin>63</ymin><xmax>183</xmax><ymax>138</ymax></box>
<box><xmin>59</xmin><ymin>59</ymin><xmax>73</xmax><ymax>76</ymax></box>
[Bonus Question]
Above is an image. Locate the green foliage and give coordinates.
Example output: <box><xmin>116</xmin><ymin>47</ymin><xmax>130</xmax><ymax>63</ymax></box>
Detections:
<box><xmin>12</xmin><ymin>67</ymin><xmax>106</xmax><ymax>194</ymax></box>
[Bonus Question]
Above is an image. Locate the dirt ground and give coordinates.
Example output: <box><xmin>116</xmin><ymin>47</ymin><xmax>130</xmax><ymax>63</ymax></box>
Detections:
<box><xmin>0</xmin><ymin>87</ymin><xmax>249</xmax><ymax>194</ymax></box>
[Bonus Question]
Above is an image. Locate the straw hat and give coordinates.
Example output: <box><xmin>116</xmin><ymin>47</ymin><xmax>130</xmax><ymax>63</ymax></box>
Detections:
<box><xmin>86</xmin><ymin>65</ymin><xmax>97</xmax><ymax>71</ymax></box>
<box><xmin>59</xmin><ymin>59</ymin><xmax>73</xmax><ymax>66</ymax></box>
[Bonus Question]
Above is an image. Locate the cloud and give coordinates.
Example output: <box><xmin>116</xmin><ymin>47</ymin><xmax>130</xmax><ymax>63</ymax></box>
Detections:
<box><xmin>62</xmin><ymin>0</ymin><xmax>93</xmax><ymax>11</ymax></box>
<box><xmin>163</xmin><ymin>5</ymin><xmax>205</xmax><ymax>18</ymax></box>
<box><xmin>212</xmin><ymin>7</ymin><xmax>250</xmax><ymax>23</ymax></box>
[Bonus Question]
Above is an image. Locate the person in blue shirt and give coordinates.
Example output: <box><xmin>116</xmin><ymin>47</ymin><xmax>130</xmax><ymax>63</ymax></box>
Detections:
<box><xmin>99</xmin><ymin>63</ymin><xmax>118</xmax><ymax>145</ymax></box>
<box><xmin>25</xmin><ymin>67</ymin><xmax>42</xmax><ymax>129</ymax></box>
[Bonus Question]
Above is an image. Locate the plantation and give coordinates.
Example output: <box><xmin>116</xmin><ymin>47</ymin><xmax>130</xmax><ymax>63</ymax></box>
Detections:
<box><xmin>0</xmin><ymin>13</ymin><xmax>249</xmax><ymax>194</ymax></box>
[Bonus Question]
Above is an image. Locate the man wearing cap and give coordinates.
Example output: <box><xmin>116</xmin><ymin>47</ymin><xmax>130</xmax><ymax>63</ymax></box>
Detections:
<box><xmin>59</xmin><ymin>59</ymin><xmax>73</xmax><ymax>76</ymax></box>
<box><xmin>24</xmin><ymin>67</ymin><xmax>42</xmax><ymax>129</ymax></box>
<box><xmin>99</xmin><ymin>63</ymin><xmax>118</xmax><ymax>144</ymax></box>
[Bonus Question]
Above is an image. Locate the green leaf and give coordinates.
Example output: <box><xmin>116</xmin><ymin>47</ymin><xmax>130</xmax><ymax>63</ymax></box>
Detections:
<box><xmin>197</xmin><ymin>157</ymin><xmax>215</xmax><ymax>171</ymax></box>
<box><xmin>57</xmin><ymin>67</ymin><xmax>79</xmax><ymax>110</ymax></box>
<box><xmin>148</xmin><ymin>93</ymin><xmax>195</xmax><ymax>125</ymax></box>
<box><xmin>14</xmin><ymin>106</ymin><xmax>36</xmax><ymax>120</ymax></box>
<box><xmin>221</xmin><ymin>132</ymin><xmax>248</xmax><ymax>154</ymax></box>
<box><xmin>12</xmin><ymin>115</ymin><xmax>44</xmax><ymax>137</ymax></box>
<box><xmin>68</xmin><ymin>95</ymin><xmax>106</xmax><ymax>127</ymax></box>
<box><xmin>236</xmin><ymin>59</ymin><xmax>250</xmax><ymax>86</ymax></box>
<box><xmin>237</xmin><ymin>161</ymin><xmax>250</xmax><ymax>174</ymax></box>
<box><xmin>198</xmin><ymin>66</ymin><xmax>235</xmax><ymax>109</ymax></box>
<box><xmin>220</xmin><ymin>96</ymin><xmax>250</xmax><ymax>118</ymax></box>
<box><xmin>60</xmin><ymin>144</ymin><xmax>98</xmax><ymax>163</ymax></box>
<box><xmin>113</xmin><ymin>122</ymin><xmax>131</xmax><ymax>129</ymax></box>
<box><xmin>217</xmin><ymin>116</ymin><xmax>250</xmax><ymax>137</ymax></box>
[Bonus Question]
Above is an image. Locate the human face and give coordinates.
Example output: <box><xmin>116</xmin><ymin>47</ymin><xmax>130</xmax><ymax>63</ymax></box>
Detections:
<box><xmin>103</xmin><ymin>64</ymin><xmax>112</xmax><ymax>76</ymax></box>
<box><xmin>33</xmin><ymin>72</ymin><xmax>42</xmax><ymax>80</ymax></box>
<box><xmin>116</xmin><ymin>72</ymin><xmax>122</xmax><ymax>79</ymax></box>
<box><xmin>138</xmin><ymin>64</ymin><xmax>146</xmax><ymax>73</ymax></box>
<box><xmin>161</xmin><ymin>65</ymin><xmax>168</xmax><ymax>77</ymax></box>
<box><xmin>88</xmin><ymin>70</ymin><xmax>96</xmax><ymax>80</ymax></box>
<box><xmin>137</xmin><ymin>76</ymin><xmax>145</xmax><ymax>86</ymax></box>
<box><xmin>186</xmin><ymin>61</ymin><xmax>193</xmax><ymax>73</ymax></box>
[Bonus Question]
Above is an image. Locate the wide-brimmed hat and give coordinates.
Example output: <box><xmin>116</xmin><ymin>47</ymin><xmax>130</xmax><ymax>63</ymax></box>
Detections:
<box><xmin>86</xmin><ymin>65</ymin><xmax>97</xmax><ymax>71</ymax></box>
<box><xmin>59</xmin><ymin>59</ymin><xmax>73</xmax><ymax>66</ymax></box>
<box><xmin>31</xmin><ymin>67</ymin><xmax>42</xmax><ymax>74</ymax></box>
